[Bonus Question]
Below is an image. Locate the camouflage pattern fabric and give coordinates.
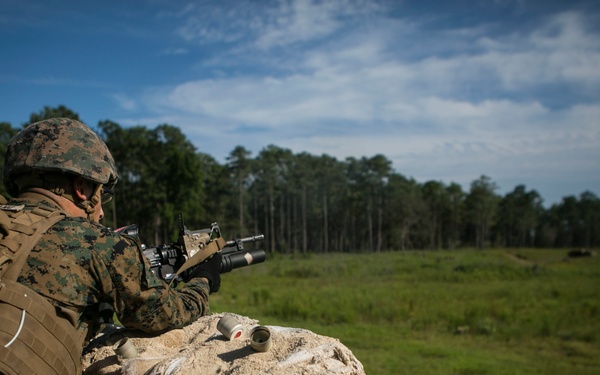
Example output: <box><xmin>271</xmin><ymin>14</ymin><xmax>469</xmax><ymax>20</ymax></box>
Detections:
<box><xmin>3</xmin><ymin>117</ymin><xmax>118</xmax><ymax>197</ymax></box>
<box><xmin>12</xmin><ymin>193</ymin><xmax>210</xmax><ymax>344</ymax></box>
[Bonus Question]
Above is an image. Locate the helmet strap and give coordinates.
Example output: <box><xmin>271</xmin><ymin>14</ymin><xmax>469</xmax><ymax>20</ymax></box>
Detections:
<box><xmin>79</xmin><ymin>184</ymin><xmax>102</xmax><ymax>221</ymax></box>
<box><xmin>48</xmin><ymin>178</ymin><xmax>102</xmax><ymax>221</ymax></box>
<box><xmin>15</xmin><ymin>172</ymin><xmax>102</xmax><ymax>221</ymax></box>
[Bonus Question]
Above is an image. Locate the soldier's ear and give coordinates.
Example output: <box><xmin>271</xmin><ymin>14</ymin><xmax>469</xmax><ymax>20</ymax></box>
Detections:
<box><xmin>72</xmin><ymin>176</ymin><xmax>90</xmax><ymax>201</ymax></box>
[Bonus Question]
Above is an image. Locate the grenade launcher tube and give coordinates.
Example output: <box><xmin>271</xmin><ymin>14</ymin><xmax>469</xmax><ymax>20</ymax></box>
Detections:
<box><xmin>220</xmin><ymin>249</ymin><xmax>266</xmax><ymax>273</ymax></box>
<box><xmin>143</xmin><ymin>245</ymin><xmax>266</xmax><ymax>281</ymax></box>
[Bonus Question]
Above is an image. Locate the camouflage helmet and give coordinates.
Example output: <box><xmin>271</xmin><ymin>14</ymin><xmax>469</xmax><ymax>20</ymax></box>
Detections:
<box><xmin>3</xmin><ymin>117</ymin><xmax>119</xmax><ymax>196</ymax></box>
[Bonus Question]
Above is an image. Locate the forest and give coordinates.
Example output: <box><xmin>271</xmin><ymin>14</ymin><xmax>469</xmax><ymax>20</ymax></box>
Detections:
<box><xmin>1</xmin><ymin>105</ymin><xmax>599</xmax><ymax>251</ymax></box>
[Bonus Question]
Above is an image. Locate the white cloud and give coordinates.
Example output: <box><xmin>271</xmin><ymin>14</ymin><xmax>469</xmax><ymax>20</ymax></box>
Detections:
<box><xmin>254</xmin><ymin>0</ymin><xmax>371</xmax><ymax>49</ymax></box>
<box><xmin>137</xmin><ymin>5</ymin><xmax>600</xmax><ymax>203</ymax></box>
<box><xmin>112</xmin><ymin>93</ymin><xmax>136</xmax><ymax>111</ymax></box>
<box><xmin>477</xmin><ymin>11</ymin><xmax>600</xmax><ymax>89</ymax></box>
<box><xmin>174</xmin><ymin>0</ymin><xmax>383</xmax><ymax>49</ymax></box>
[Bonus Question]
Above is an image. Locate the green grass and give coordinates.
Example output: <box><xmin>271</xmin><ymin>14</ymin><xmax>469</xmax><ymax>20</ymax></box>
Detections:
<box><xmin>210</xmin><ymin>249</ymin><xmax>600</xmax><ymax>374</ymax></box>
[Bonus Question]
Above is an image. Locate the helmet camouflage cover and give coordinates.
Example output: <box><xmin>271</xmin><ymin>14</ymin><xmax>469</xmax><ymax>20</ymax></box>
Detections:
<box><xmin>3</xmin><ymin>117</ymin><xmax>119</xmax><ymax>196</ymax></box>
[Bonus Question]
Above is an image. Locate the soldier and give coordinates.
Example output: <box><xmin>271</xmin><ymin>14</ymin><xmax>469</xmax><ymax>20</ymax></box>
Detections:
<box><xmin>0</xmin><ymin>118</ymin><xmax>221</xmax><ymax>374</ymax></box>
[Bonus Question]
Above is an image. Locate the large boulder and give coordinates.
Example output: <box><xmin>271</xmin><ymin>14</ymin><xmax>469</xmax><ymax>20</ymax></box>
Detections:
<box><xmin>83</xmin><ymin>313</ymin><xmax>365</xmax><ymax>375</ymax></box>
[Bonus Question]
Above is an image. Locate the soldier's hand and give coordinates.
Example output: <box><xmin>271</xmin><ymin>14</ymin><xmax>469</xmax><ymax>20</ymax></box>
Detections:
<box><xmin>184</xmin><ymin>252</ymin><xmax>222</xmax><ymax>294</ymax></box>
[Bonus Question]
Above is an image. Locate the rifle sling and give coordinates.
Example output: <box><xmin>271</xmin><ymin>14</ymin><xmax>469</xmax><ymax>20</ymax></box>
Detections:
<box><xmin>172</xmin><ymin>237</ymin><xmax>226</xmax><ymax>283</ymax></box>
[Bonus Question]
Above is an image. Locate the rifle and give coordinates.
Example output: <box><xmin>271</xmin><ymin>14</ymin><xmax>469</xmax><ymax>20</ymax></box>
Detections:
<box><xmin>117</xmin><ymin>214</ymin><xmax>266</xmax><ymax>282</ymax></box>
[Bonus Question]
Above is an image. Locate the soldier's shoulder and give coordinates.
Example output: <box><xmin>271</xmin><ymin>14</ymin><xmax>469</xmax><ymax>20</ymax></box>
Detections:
<box><xmin>54</xmin><ymin>216</ymin><xmax>107</xmax><ymax>232</ymax></box>
<box><xmin>53</xmin><ymin>217</ymin><xmax>133</xmax><ymax>246</ymax></box>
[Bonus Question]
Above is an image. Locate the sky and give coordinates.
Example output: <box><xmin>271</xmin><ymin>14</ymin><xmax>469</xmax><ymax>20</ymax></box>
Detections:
<box><xmin>1</xmin><ymin>0</ymin><xmax>599</xmax><ymax>207</ymax></box>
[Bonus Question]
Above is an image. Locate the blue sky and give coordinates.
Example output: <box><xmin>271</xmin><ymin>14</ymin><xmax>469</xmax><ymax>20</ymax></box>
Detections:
<box><xmin>1</xmin><ymin>0</ymin><xmax>599</xmax><ymax>206</ymax></box>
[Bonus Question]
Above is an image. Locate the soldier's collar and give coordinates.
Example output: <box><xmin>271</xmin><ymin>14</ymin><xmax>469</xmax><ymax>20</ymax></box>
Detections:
<box><xmin>11</xmin><ymin>191</ymin><xmax>64</xmax><ymax>212</ymax></box>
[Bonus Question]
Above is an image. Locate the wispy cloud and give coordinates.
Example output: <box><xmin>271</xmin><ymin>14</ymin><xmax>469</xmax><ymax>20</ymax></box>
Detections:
<box><xmin>135</xmin><ymin>2</ymin><xmax>600</xmax><ymax>202</ymax></box>
<box><xmin>18</xmin><ymin>75</ymin><xmax>116</xmax><ymax>89</ymax></box>
<box><xmin>254</xmin><ymin>0</ymin><xmax>380</xmax><ymax>49</ymax></box>
<box><xmin>2</xmin><ymin>0</ymin><xmax>596</xmax><ymax>204</ymax></box>
<box><xmin>148</xmin><ymin>7</ymin><xmax>599</xmax><ymax>138</ymax></box>
<box><xmin>161</xmin><ymin>48</ymin><xmax>189</xmax><ymax>55</ymax></box>
<box><xmin>476</xmin><ymin>12</ymin><xmax>600</xmax><ymax>90</ymax></box>
<box><xmin>175</xmin><ymin>0</ymin><xmax>382</xmax><ymax>49</ymax></box>
<box><xmin>112</xmin><ymin>93</ymin><xmax>137</xmax><ymax>111</ymax></box>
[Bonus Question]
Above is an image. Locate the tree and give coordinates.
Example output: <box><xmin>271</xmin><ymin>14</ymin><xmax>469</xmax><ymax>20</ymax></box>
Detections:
<box><xmin>154</xmin><ymin>124</ymin><xmax>205</xmax><ymax>241</ymax></box>
<box><xmin>386</xmin><ymin>174</ymin><xmax>425</xmax><ymax>250</ymax></box>
<box><xmin>27</xmin><ymin>105</ymin><xmax>80</xmax><ymax>125</ymax></box>
<box><xmin>578</xmin><ymin>191</ymin><xmax>600</xmax><ymax>248</ymax></box>
<box><xmin>536</xmin><ymin>205</ymin><xmax>560</xmax><ymax>247</ymax></box>
<box><xmin>197</xmin><ymin>152</ymin><xmax>231</xmax><ymax>228</ymax></box>
<box><xmin>422</xmin><ymin>180</ymin><xmax>446</xmax><ymax>249</ymax></box>
<box><xmin>226</xmin><ymin>146</ymin><xmax>252</xmax><ymax>237</ymax></box>
<box><xmin>346</xmin><ymin>155</ymin><xmax>392</xmax><ymax>251</ymax></box>
<box><xmin>254</xmin><ymin>145</ymin><xmax>293</xmax><ymax>254</ymax></box>
<box><xmin>0</xmin><ymin>122</ymin><xmax>19</xmax><ymax>197</ymax></box>
<box><xmin>498</xmin><ymin>185</ymin><xmax>543</xmax><ymax>247</ymax></box>
<box><xmin>9</xmin><ymin>105</ymin><xmax>600</xmax><ymax>252</ymax></box>
<box><xmin>315</xmin><ymin>154</ymin><xmax>347</xmax><ymax>253</ymax></box>
<box><xmin>444</xmin><ymin>182</ymin><xmax>465</xmax><ymax>249</ymax></box>
<box><xmin>555</xmin><ymin>196</ymin><xmax>579</xmax><ymax>248</ymax></box>
<box><xmin>98</xmin><ymin>121</ymin><xmax>153</xmax><ymax>233</ymax></box>
<box><xmin>289</xmin><ymin>152</ymin><xmax>318</xmax><ymax>253</ymax></box>
<box><xmin>365</xmin><ymin>155</ymin><xmax>392</xmax><ymax>252</ymax></box>
<box><xmin>465</xmin><ymin>175</ymin><xmax>499</xmax><ymax>249</ymax></box>
<box><xmin>98</xmin><ymin>121</ymin><xmax>205</xmax><ymax>244</ymax></box>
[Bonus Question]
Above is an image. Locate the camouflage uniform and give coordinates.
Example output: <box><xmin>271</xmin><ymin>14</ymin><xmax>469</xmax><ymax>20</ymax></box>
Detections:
<box><xmin>3</xmin><ymin>118</ymin><xmax>211</xmax><ymax>346</ymax></box>
<box><xmin>11</xmin><ymin>193</ymin><xmax>210</xmax><ymax>343</ymax></box>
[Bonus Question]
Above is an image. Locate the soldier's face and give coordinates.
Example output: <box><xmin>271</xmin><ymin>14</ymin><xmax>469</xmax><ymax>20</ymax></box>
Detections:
<box><xmin>92</xmin><ymin>199</ymin><xmax>104</xmax><ymax>223</ymax></box>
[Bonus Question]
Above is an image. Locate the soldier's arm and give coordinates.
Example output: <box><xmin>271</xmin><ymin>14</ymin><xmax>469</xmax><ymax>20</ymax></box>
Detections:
<box><xmin>93</xmin><ymin>232</ymin><xmax>211</xmax><ymax>333</ymax></box>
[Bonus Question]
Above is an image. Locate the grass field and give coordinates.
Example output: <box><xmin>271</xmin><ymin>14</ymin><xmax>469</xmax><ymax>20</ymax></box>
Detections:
<box><xmin>210</xmin><ymin>249</ymin><xmax>600</xmax><ymax>375</ymax></box>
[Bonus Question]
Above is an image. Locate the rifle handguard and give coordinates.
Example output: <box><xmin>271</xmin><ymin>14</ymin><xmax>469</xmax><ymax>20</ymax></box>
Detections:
<box><xmin>172</xmin><ymin>237</ymin><xmax>226</xmax><ymax>284</ymax></box>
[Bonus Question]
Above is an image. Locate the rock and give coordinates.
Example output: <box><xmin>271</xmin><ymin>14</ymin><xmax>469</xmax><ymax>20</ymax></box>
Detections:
<box><xmin>83</xmin><ymin>313</ymin><xmax>365</xmax><ymax>375</ymax></box>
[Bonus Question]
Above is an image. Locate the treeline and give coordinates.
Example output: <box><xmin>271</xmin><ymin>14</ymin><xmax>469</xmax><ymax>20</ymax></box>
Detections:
<box><xmin>1</xmin><ymin>106</ymin><xmax>599</xmax><ymax>251</ymax></box>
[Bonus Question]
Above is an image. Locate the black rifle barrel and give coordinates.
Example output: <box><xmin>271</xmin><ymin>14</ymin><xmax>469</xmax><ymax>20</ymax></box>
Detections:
<box><xmin>225</xmin><ymin>234</ymin><xmax>265</xmax><ymax>247</ymax></box>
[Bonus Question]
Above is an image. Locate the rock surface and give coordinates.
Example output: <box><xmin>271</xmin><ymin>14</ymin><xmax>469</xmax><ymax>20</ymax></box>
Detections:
<box><xmin>83</xmin><ymin>313</ymin><xmax>365</xmax><ymax>375</ymax></box>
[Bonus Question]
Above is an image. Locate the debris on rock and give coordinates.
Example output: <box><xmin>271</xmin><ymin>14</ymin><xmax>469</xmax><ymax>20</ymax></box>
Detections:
<box><xmin>83</xmin><ymin>313</ymin><xmax>365</xmax><ymax>375</ymax></box>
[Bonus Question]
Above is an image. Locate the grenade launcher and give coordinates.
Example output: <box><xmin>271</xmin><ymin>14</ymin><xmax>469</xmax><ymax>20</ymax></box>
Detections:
<box><xmin>116</xmin><ymin>214</ymin><xmax>266</xmax><ymax>282</ymax></box>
